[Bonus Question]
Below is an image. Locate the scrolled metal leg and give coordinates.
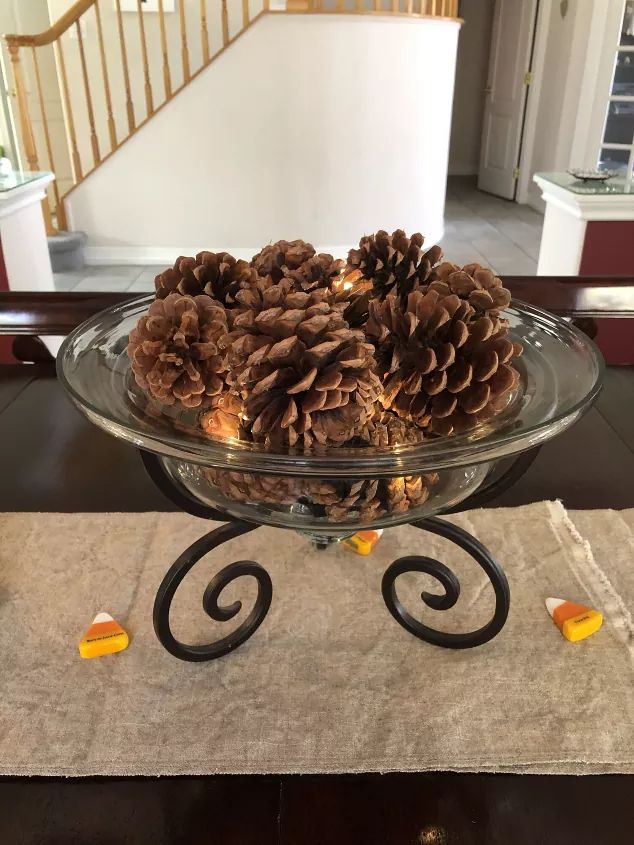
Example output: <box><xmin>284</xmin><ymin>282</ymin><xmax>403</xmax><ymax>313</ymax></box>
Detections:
<box><xmin>153</xmin><ymin>521</ymin><xmax>273</xmax><ymax>662</ymax></box>
<box><xmin>381</xmin><ymin>517</ymin><xmax>509</xmax><ymax>649</ymax></box>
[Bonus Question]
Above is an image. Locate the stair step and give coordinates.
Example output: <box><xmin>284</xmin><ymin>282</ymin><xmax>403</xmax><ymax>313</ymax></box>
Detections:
<box><xmin>48</xmin><ymin>231</ymin><xmax>87</xmax><ymax>273</ymax></box>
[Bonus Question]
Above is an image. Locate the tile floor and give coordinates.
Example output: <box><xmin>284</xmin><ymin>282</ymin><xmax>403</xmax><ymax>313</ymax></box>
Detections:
<box><xmin>53</xmin><ymin>178</ymin><xmax>543</xmax><ymax>293</ymax></box>
<box><xmin>442</xmin><ymin>177</ymin><xmax>542</xmax><ymax>275</ymax></box>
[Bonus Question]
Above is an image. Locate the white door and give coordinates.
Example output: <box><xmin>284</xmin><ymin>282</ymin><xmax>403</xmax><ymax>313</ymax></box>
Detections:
<box><xmin>478</xmin><ymin>0</ymin><xmax>538</xmax><ymax>199</ymax></box>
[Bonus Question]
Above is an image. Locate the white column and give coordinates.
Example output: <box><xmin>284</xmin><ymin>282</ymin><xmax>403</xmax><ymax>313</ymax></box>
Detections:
<box><xmin>534</xmin><ymin>173</ymin><xmax>634</xmax><ymax>275</ymax></box>
<box><xmin>0</xmin><ymin>173</ymin><xmax>55</xmax><ymax>291</ymax></box>
<box><xmin>537</xmin><ymin>201</ymin><xmax>587</xmax><ymax>275</ymax></box>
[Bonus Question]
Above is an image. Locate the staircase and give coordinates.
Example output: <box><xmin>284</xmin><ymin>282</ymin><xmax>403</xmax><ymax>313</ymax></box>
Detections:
<box><xmin>3</xmin><ymin>0</ymin><xmax>459</xmax><ymax>242</ymax></box>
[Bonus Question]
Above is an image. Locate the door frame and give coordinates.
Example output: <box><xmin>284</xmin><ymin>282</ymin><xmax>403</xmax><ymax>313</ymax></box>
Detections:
<box><xmin>477</xmin><ymin>0</ymin><xmax>540</xmax><ymax>201</ymax></box>
<box><xmin>569</xmin><ymin>0</ymin><xmax>629</xmax><ymax>169</ymax></box>
<box><xmin>515</xmin><ymin>0</ymin><xmax>549</xmax><ymax>204</ymax></box>
<box><xmin>516</xmin><ymin>0</ymin><xmax>626</xmax><ymax>204</ymax></box>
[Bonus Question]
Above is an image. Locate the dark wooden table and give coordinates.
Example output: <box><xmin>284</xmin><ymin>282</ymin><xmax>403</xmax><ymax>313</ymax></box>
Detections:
<box><xmin>1</xmin><ymin>363</ymin><xmax>634</xmax><ymax>844</ymax></box>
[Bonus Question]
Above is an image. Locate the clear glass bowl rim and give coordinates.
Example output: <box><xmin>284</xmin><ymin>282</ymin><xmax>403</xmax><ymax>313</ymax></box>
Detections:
<box><xmin>57</xmin><ymin>294</ymin><xmax>604</xmax><ymax>478</ymax></box>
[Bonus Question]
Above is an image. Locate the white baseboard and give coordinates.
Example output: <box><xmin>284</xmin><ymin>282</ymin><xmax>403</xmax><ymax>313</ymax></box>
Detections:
<box><xmin>84</xmin><ymin>244</ymin><xmax>358</xmax><ymax>266</ymax></box>
<box><xmin>84</xmin><ymin>247</ymin><xmax>255</xmax><ymax>266</ymax></box>
<box><xmin>83</xmin><ymin>225</ymin><xmax>446</xmax><ymax>266</ymax></box>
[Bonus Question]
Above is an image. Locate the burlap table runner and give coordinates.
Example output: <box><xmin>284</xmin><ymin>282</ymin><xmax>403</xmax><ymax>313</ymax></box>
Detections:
<box><xmin>1</xmin><ymin>502</ymin><xmax>632</xmax><ymax>776</ymax></box>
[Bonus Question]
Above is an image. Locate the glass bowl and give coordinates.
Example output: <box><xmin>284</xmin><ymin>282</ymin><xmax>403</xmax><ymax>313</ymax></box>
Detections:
<box><xmin>58</xmin><ymin>295</ymin><xmax>603</xmax><ymax>535</ymax></box>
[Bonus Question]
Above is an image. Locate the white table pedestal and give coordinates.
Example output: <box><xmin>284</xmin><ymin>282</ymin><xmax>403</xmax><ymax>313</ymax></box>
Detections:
<box><xmin>0</xmin><ymin>172</ymin><xmax>55</xmax><ymax>292</ymax></box>
<box><xmin>534</xmin><ymin>172</ymin><xmax>634</xmax><ymax>364</ymax></box>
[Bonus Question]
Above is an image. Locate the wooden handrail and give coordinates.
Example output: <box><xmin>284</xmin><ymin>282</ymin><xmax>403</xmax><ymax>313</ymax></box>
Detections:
<box><xmin>4</xmin><ymin>0</ymin><xmax>461</xmax><ymax>49</ymax></box>
<box><xmin>4</xmin><ymin>0</ymin><xmax>96</xmax><ymax>48</ymax></box>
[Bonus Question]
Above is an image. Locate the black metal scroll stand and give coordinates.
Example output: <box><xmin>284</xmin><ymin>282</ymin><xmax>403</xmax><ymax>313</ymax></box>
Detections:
<box><xmin>141</xmin><ymin>449</ymin><xmax>540</xmax><ymax>662</ymax></box>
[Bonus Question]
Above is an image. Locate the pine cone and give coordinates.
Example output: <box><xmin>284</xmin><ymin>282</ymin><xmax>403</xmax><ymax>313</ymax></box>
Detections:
<box><xmin>356</xmin><ymin>410</ymin><xmax>426</xmax><ymax>447</ymax></box>
<box><xmin>347</xmin><ymin>229</ymin><xmax>443</xmax><ymax>301</ymax></box>
<box><xmin>201</xmin><ymin>470</ymin><xmax>380</xmax><ymax>522</ymax></box>
<box><xmin>127</xmin><ymin>293</ymin><xmax>229</xmax><ymax>409</ymax></box>
<box><xmin>200</xmin><ymin>392</ymin><xmax>244</xmax><ymax>440</ymax></box>
<box><xmin>251</xmin><ymin>239</ymin><xmax>316</xmax><ymax>283</ymax></box>
<box><xmin>222</xmin><ymin>280</ymin><xmax>332</xmax><ymax>373</ymax></box>
<box><xmin>381</xmin><ymin>474</ymin><xmax>438</xmax><ymax>514</ymax></box>
<box><xmin>230</xmin><ymin>277</ymin><xmax>330</xmax><ymax>326</ymax></box>
<box><xmin>311</xmin><ymin>479</ymin><xmax>381</xmax><ymax>523</ymax></box>
<box><xmin>284</xmin><ymin>253</ymin><xmax>346</xmax><ymax>293</ymax></box>
<box><xmin>223</xmin><ymin>282</ymin><xmax>381</xmax><ymax>449</ymax></box>
<box><xmin>203</xmin><ymin>468</ymin><xmax>301</xmax><ymax>506</ymax></box>
<box><xmin>201</xmin><ymin>467</ymin><xmax>439</xmax><ymax>522</ymax></box>
<box><xmin>154</xmin><ymin>252</ymin><xmax>257</xmax><ymax>306</ymax></box>
<box><xmin>428</xmin><ymin>262</ymin><xmax>512</xmax><ymax>312</ymax></box>
<box><xmin>367</xmin><ymin>288</ymin><xmax>522</xmax><ymax>435</ymax></box>
<box><xmin>251</xmin><ymin>239</ymin><xmax>346</xmax><ymax>294</ymax></box>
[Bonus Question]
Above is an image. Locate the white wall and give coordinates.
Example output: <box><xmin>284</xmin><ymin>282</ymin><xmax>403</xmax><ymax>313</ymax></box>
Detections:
<box><xmin>64</xmin><ymin>14</ymin><xmax>460</xmax><ymax>262</ymax></box>
<box><xmin>448</xmin><ymin>0</ymin><xmax>494</xmax><ymax>176</ymax></box>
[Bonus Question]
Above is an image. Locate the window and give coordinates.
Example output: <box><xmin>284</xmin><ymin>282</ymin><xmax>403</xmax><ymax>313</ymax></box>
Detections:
<box><xmin>599</xmin><ymin>0</ymin><xmax>634</xmax><ymax>178</ymax></box>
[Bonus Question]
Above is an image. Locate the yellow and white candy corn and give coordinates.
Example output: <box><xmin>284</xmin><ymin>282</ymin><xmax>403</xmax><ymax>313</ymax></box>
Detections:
<box><xmin>79</xmin><ymin>612</ymin><xmax>129</xmax><ymax>658</ymax></box>
<box><xmin>545</xmin><ymin>597</ymin><xmax>602</xmax><ymax>642</ymax></box>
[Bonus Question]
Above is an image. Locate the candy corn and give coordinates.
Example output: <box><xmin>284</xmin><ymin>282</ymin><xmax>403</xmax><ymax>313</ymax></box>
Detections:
<box><xmin>342</xmin><ymin>529</ymin><xmax>383</xmax><ymax>556</ymax></box>
<box><xmin>545</xmin><ymin>597</ymin><xmax>603</xmax><ymax>642</ymax></box>
<box><xmin>79</xmin><ymin>612</ymin><xmax>129</xmax><ymax>659</ymax></box>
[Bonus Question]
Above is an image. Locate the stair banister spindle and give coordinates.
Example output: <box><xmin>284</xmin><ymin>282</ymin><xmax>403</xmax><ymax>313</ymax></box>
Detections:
<box><xmin>6</xmin><ymin>42</ymin><xmax>39</xmax><ymax>172</ymax></box>
<box><xmin>179</xmin><ymin>0</ymin><xmax>191</xmax><ymax>81</ymax></box>
<box><xmin>9</xmin><ymin>41</ymin><xmax>55</xmax><ymax>235</ymax></box>
<box><xmin>55</xmin><ymin>38</ymin><xmax>83</xmax><ymax>181</ymax></box>
<box><xmin>115</xmin><ymin>0</ymin><xmax>136</xmax><ymax>132</ymax></box>
<box><xmin>136</xmin><ymin>0</ymin><xmax>154</xmax><ymax>117</ymax></box>
<box><xmin>31</xmin><ymin>47</ymin><xmax>65</xmax><ymax>229</ymax></box>
<box><xmin>94</xmin><ymin>0</ymin><xmax>117</xmax><ymax>151</ymax></box>
<box><xmin>158</xmin><ymin>0</ymin><xmax>173</xmax><ymax>98</ymax></box>
<box><xmin>200</xmin><ymin>0</ymin><xmax>210</xmax><ymax>64</ymax></box>
<box><xmin>76</xmin><ymin>19</ymin><xmax>100</xmax><ymax>166</ymax></box>
<box><xmin>222</xmin><ymin>0</ymin><xmax>230</xmax><ymax>46</ymax></box>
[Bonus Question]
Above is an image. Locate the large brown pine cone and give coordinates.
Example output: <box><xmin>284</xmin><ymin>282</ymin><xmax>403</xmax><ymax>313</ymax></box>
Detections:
<box><xmin>229</xmin><ymin>277</ymin><xmax>331</xmax><ymax>327</ymax></box>
<box><xmin>251</xmin><ymin>239</ymin><xmax>316</xmax><ymax>283</ymax></box>
<box><xmin>223</xmin><ymin>282</ymin><xmax>381</xmax><ymax>449</ymax></box>
<box><xmin>381</xmin><ymin>474</ymin><xmax>439</xmax><ymax>514</ymax></box>
<box><xmin>251</xmin><ymin>239</ymin><xmax>346</xmax><ymax>294</ymax></box>
<box><xmin>199</xmin><ymin>392</ymin><xmax>244</xmax><ymax>440</ymax></box>
<box><xmin>356</xmin><ymin>409</ymin><xmax>426</xmax><ymax>447</ymax></box>
<box><xmin>127</xmin><ymin>293</ymin><xmax>229</xmax><ymax>409</ymax></box>
<box><xmin>284</xmin><ymin>253</ymin><xmax>346</xmax><ymax>293</ymax></box>
<box><xmin>311</xmin><ymin>479</ymin><xmax>381</xmax><ymax>523</ymax></box>
<box><xmin>203</xmin><ymin>468</ymin><xmax>301</xmax><ymax>507</ymax></box>
<box><xmin>347</xmin><ymin>229</ymin><xmax>443</xmax><ymax>301</ymax></box>
<box><xmin>222</xmin><ymin>280</ymin><xmax>333</xmax><ymax>372</ymax></box>
<box><xmin>427</xmin><ymin>262</ymin><xmax>512</xmax><ymax>312</ymax></box>
<box><xmin>202</xmin><ymin>470</ymin><xmax>381</xmax><ymax>522</ymax></box>
<box><xmin>200</xmin><ymin>470</ymin><xmax>438</xmax><ymax>523</ymax></box>
<box><xmin>367</xmin><ymin>286</ymin><xmax>522</xmax><ymax>436</ymax></box>
<box><xmin>154</xmin><ymin>252</ymin><xmax>257</xmax><ymax>306</ymax></box>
